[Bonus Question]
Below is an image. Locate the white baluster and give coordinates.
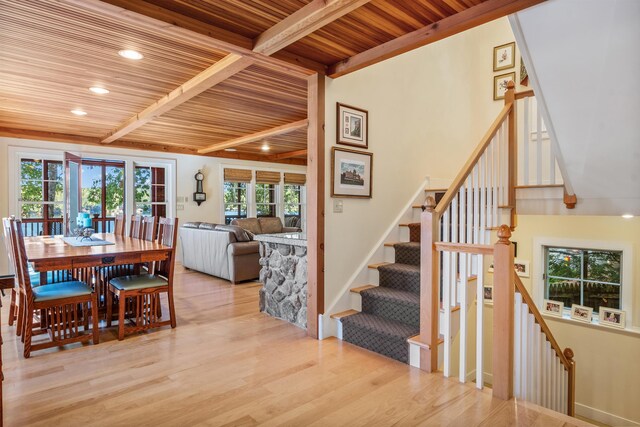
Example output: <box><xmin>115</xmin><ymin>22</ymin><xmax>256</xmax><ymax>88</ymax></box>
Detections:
<box><xmin>523</xmin><ymin>97</ymin><xmax>530</xmax><ymax>185</ymax></box>
<box><xmin>473</xmin><ymin>165</ymin><xmax>479</xmax><ymax>244</ymax></box>
<box><xmin>514</xmin><ymin>293</ymin><xmax>522</xmax><ymax>397</ymax></box>
<box><xmin>476</xmin><ymin>253</ymin><xmax>484</xmax><ymax>390</ymax></box>
<box><xmin>520</xmin><ymin>302</ymin><xmax>529</xmax><ymax>399</ymax></box>
<box><xmin>536</xmin><ymin>106</ymin><xmax>543</xmax><ymax>185</ymax></box>
<box><xmin>486</xmin><ymin>142</ymin><xmax>493</xmax><ymax>228</ymax></box>
<box><xmin>536</xmin><ymin>324</ymin><xmax>543</xmax><ymax>405</ymax></box>
<box><xmin>479</xmin><ymin>152</ymin><xmax>486</xmax><ymax>244</ymax></box>
<box><xmin>492</xmin><ymin>138</ymin><xmax>499</xmax><ymax>227</ymax></box>
<box><xmin>459</xmin><ymin>252</ymin><xmax>467</xmax><ymax>383</ymax></box>
<box><xmin>527</xmin><ymin>314</ymin><xmax>535</xmax><ymax>401</ymax></box>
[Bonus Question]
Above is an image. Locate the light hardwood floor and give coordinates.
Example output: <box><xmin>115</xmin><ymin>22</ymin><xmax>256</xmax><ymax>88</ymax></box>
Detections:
<box><xmin>1</xmin><ymin>265</ymin><xmax>593</xmax><ymax>426</ymax></box>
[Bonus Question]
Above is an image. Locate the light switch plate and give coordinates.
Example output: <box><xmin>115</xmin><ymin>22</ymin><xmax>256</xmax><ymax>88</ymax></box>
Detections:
<box><xmin>333</xmin><ymin>199</ymin><xmax>343</xmax><ymax>213</ymax></box>
<box><xmin>176</xmin><ymin>204</ymin><xmax>184</xmax><ymax>211</ymax></box>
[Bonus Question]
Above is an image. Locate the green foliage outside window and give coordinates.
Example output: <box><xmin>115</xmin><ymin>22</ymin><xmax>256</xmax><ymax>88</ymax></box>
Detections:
<box><xmin>546</xmin><ymin>246</ymin><xmax>621</xmax><ymax>313</ymax></box>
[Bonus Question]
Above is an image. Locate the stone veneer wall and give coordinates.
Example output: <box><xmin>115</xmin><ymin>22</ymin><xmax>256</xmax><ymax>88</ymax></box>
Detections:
<box><xmin>258</xmin><ymin>242</ymin><xmax>307</xmax><ymax>329</ymax></box>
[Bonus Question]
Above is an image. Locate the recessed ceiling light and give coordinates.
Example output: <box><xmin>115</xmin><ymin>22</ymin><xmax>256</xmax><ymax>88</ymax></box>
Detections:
<box><xmin>622</xmin><ymin>214</ymin><xmax>634</xmax><ymax>219</ymax></box>
<box><xmin>261</xmin><ymin>144</ymin><xmax>270</xmax><ymax>152</ymax></box>
<box><xmin>118</xmin><ymin>49</ymin><xmax>144</xmax><ymax>60</ymax></box>
<box><xmin>224</xmin><ymin>148</ymin><xmax>237</xmax><ymax>152</ymax></box>
<box><xmin>71</xmin><ymin>109</ymin><xmax>87</xmax><ymax>116</ymax></box>
<box><xmin>89</xmin><ymin>87</ymin><xmax>109</xmax><ymax>94</ymax></box>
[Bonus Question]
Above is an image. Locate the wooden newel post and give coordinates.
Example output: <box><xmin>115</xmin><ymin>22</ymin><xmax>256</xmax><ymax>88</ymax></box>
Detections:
<box><xmin>505</xmin><ymin>81</ymin><xmax>517</xmax><ymax>229</ymax></box>
<box><xmin>564</xmin><ymin>347</ymin><xmax>576</xmax><ymax>416</ymax></box>
<box><xmin>420</xmin><ymin>196</ymin><xmax>439</xmax><ymax>372</ymax></box>
<box><xmin>492</xmin><ymin>224</ymin><xmax>515</xmax><ymax>400</ymax></box>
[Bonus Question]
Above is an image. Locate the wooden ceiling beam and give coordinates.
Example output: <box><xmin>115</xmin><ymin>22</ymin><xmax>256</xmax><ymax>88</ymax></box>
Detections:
<box><xmin>327</xmin><ymin>0</ymin><xmax>546</xmax><ymax>78</ymax></box>
<box><xmin>0</xmin><ymin>127</ymin><xmax>306</xmax><ymax>165</ymax></box>
<box><xmin>101</xmin><ymin>53</ymin><xmax>253</xmax><ymax>143</ymax></box>
<box><xmin>198</xmin><ymin>119</ymin><xmax>309</xmax><ymax>154</ymax></box>
<box><xmin>267</xmin><ymin>149</ymin><xmax>308</xmax><ymax>161</ymax></box>
<box><xmin>253</xmin><ymin>0</ymin><xmax>373</xmax><ymax>56</ymax></box>
<box><xmin>94</xmin><ymin>0</ymin><xmax>326</xmax><ymax>76</ymax></box>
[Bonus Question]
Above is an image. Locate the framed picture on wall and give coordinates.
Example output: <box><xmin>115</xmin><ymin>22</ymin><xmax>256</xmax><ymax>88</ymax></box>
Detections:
<box><xmin>493</xmin><ymin>42</ymin><xmax>515</xmax><ymax>71</ymax></box>
<box><xmin>483</xmin><ymin>285</ymin><xmax>493</xmax><ymax>305</ymax></box>
<box><xmin>337</xmin><ymin>103</ymin><xmax>368</xmax><ymax>149</ymax></box>
<box><xmin>494</xmin><ymin>72</ymin><xmax>516</xmax><ymax>100</ymax></box>
<box><xmin>331</xmin><ymin>147</ymin><xmax>373</xmax><ymax>198</ymax></box>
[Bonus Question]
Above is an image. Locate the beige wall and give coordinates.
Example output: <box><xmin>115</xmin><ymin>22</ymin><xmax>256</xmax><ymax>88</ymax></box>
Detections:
<box><xmin>481</xmin><ymin>215</ymin><xmax>640</xmax><ymax>424</ymax></box>
<box><xmin>0</xmin><ymin>137</ymin><xmax>305</xmax><ymax>275</ymax></box>
<box><xmin>323</xmin><ymin>17</ymin><xmax>522</xmax><ymax>323</ymax></box>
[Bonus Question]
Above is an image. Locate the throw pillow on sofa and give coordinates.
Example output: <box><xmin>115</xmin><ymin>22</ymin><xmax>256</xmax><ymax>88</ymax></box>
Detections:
<box><xmin>215</xmin><ymin>224</ymin><xmax>251</xmax><ymax>242</ymax></box>
<box><xmin>231</xmin><ymin>218</ymin><xmax>262</xmax><ymax>235</ymax></box>
<box><xmin>258</xmin><ymin>217</ymin><xmax>283</xmax><ymax>234</ymax></box>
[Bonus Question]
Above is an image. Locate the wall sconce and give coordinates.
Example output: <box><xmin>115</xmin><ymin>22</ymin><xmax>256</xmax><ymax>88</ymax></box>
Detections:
<box><xmin>194</xmin><ymin>170</ymin><xmax>206</xmax><ymax>206</ymax></box>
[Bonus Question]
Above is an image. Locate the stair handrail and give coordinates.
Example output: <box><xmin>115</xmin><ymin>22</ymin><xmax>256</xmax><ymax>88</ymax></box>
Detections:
<box><xmin>420</xmin><ymin>82</ymin><xmax>519</xmax><ymax>374</ymax></box>
<box><xmin>514</xmin><ymin>274</ymin><xmax>576</xmax><ymax>415</ymax></box>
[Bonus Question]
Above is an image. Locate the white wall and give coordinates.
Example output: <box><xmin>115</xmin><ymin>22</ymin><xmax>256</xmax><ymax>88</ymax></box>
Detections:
<box><xmin>513</xmin><ymin>0</ymin><xmax>640</xmax><ymax>214</ymax></box>
<box><xmin>0</xmin><ymin>137</ymin><xmax>305</xmax><ymax>275</ymax></box>
<box><xmin>323</xmin><ymin>18</ymin><xmax>524</xmax><ymax>322</ymax></box>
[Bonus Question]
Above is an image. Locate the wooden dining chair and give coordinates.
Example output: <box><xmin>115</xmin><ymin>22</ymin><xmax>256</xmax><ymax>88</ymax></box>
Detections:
<box><xmin>10</xmin><ymin>218</ymin><xmax>99</xmax><ymax>357</ymax></box>
<box><xmin>129</xmin><ymin>215</ymin><xmax>143</xmax><ymax>239</ymax></box>
<box><xmin>114</xmin><ymin>214</ymin><xmax>126</xmax><ymax>236</ymax></box>
<box><xmin>106</xmin><ymin>217</ymin><xmax>178</xmax><ymax>340</ymax></box>
<box><xmin>2</xmin><ymin>218</ymin><xmax>19</xmax><ymax>329</ymax></box>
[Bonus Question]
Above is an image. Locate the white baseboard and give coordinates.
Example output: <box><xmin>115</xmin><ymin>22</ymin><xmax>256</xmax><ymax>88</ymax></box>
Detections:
<box><xmin>575</xmin><ymin>403</ymin><xmax>639</xmax><ymax>427</ymax></box>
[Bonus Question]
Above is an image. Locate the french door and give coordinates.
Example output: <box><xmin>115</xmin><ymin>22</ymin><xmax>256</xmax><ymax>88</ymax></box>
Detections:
<box><xmin>63</xmin><ymin>152</ymin><xmax>82</xmax><ymax>236</ymax></box>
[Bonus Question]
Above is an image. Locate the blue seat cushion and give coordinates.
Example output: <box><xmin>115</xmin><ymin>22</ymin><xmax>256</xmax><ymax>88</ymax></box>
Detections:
<box><xmin>32</xmin><ymin>281</ymin><xmax>92</xmax><ymax>302</ymax></box>
<box><xmin>109</xmin><ymin>274</ymin><xmax>167</xmax><ymax>291</ymax></box>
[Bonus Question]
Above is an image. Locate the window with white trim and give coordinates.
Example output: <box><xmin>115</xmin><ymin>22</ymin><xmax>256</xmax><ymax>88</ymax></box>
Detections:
<box><xmin>544</xmin><ymin>246</ymin><xmax>622</xmax><ymax>313</ymax></box>
<box><xmin>134</xmin><ymin>166</ymin><xmax>167</xmax><ymax>217</ymax></box>
<box><xmin>19</xmin><ymin>159</ymin><xmax>64</xmax><ymax>235</ymax></box>
<box><xmin>255</xmin><ymin>183</ymin><xmax>277</xmax><ymax>217</ymax></box>
<box><xmin>224</xmin><ymin>181</ymin><xmax>248</xmax><ymax>224</ymax></box>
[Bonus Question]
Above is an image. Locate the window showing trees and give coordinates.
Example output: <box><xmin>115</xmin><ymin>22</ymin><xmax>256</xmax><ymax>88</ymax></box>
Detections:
<box><xmin>19</xmin><ymin>159</ymin><xmax>63</xmax><ymax>235</ymax></box>
<box><xmin>255</xmin><ymin>183</ymin><xmax>277</xmax><ymax>217</ymax></box>
<box><xmin>224</xmin><ymin>182</ymin><xmax>247</xmax><ymax>224</ymax></box>
<box><xmin>81</xmin><ymin>160</ymin><xmax>125</xmax><ymax>232</ymax></box>
<box><xmin>545</xmin><ymin>246</ymin><xmax>622</xmax><ymax>313</ymax></box>
<box><xmin>134</xmin><ymin>166</ymin><xmax>167</xmax><ymax>217</ymax></box>
<box><xmin>284</xmin><ymin>184</ymin><xmax>302</xmax><ymax>226</ymax></box>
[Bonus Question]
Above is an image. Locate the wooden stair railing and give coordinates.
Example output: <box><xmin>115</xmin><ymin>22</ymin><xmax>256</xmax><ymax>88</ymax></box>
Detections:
<box><xmin>418</xmin><ymin>81</ymin><xmax>576</xmax><ymax>414</ymax></box>
<box><xmin>514</xmin><ymin>274</ymin><xmax>575</xmax><ymax>416</ymax></box>
<box><xmin>420</xmin><ymin>82</ymin><xmax>519</xmax><ymax>374</ymax></box>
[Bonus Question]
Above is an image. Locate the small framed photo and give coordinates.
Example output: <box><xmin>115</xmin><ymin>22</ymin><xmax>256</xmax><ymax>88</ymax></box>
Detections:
<box><xmin>543</xmin><ymin>299</ymin><xmax>564</xmax><ymax>317</ymax></box>
<box><xmin>493</xmin><ymin>42</ymin><xmax>515</xmax><ymax>71</ymax></box>
<box><xmin>331</xmin><ymin>147</ymin><xmax>373</xmax><ymax>198</ymax></box>
<box><xmin>514</xmin><ymin>259</ymin><xmax>530</xmax><ymax>278</ymax></box>
<box><xmin>570</xmin><ymin>304</ymin><xmax>593</xmax><ymax>323</ymax></box>
<box><xmin>483</xmin><ymin>285</ymin><xmax>493</xmax><ymax>305</ymax></box>
<box><xmin>494</xmin><ymin>72</ymin><xmax>516</xmax><ymax>100</ymax></box>
<box><xmin>600</xmin><ymin>307</ymin><xmax>625</xmax><ymax>329</ymax></box>
<box><xmin>337</xmin><ymin>103</ymin><xmax>368</xmax><ymax>149</ymax></box>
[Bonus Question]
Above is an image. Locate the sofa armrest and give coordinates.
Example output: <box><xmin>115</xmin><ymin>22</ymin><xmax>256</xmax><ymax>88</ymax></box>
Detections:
<box><xmin>281</xmin><ymin>227</ymin><xmax>302</xmax><ymax>233</ymax></box>
<box><xmin>228</xmin><ymin>241</ymin><xmax>260</xmax><ymax>256</ymax></box>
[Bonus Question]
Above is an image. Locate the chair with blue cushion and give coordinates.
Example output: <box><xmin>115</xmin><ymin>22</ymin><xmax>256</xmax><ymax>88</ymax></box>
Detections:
<box><xmin>10</xmin><ymin>218</ymin><xmax>99</xmax><ymax>358</ymax></box>
<box><xmin>106</xmin><ymin>217</ymin><xmax>178</xmax><ymax>340</ymax></box>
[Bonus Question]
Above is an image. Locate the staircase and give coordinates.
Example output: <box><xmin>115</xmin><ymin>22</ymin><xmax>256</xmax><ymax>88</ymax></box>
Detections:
<box><xmin>340</xmin><ymin>238</ymin><xmax>421</xmax><ymax>363</ymax></box>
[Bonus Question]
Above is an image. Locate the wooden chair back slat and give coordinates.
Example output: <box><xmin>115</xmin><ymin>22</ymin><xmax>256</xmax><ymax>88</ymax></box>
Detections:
<box><xmin>155</xmin><ymin>217</ymin><xmax>178</xmax><ymax>279</ymax></box>
<box><xmin>141</xmin><ymin>216</ymin><xmax>157</xmax><ymax>242</ymax></box>
<box><xmin>2</xmin><ymin>217</ymin><xmax>16</xmax><ymax>277</ymax></box>
<box><xmin>114</xmin><ymin>214</ymin><xmax>126</xmax><ymax>236</ymax></box>
<box><xmin>129</xmin><ymin>215</ymin><xmax>143</xmax><ymax>239</ymax></box>
<box><xmin>9</xmin><ymin>219</ymin><xmax>34</xmax><ymax>301</ymax></box>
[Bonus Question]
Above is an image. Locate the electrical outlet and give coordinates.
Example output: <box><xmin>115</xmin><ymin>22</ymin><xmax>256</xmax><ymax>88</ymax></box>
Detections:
<box><xmin>333</xmin><ymin>199</ymin><xmax>343</xmax><ymax>213</ymax></box>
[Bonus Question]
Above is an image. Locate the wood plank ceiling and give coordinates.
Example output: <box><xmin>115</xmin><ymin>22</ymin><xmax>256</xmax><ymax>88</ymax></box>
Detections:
<box><xmin>0</xmin><ymin>0</ymin><xmax>544</xmax><ymax>164</ymax></box>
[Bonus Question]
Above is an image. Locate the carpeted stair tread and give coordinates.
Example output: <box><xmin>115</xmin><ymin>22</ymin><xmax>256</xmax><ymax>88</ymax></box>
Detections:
<box><xmin>360</xmin><ymin>286</ymin><xmax>420</xmax><ymax>326</ymax></box>
<box><xmin>341</xmin><ymin>313</ymin><xmax>419</xmax><ymax>363</ymax></box>
<box><xmin>361</xmin><ymin>286</ymin><xmax>420</xmax><ymax>307</ymax></box>
<box><xmin>377</xmin><ymin>263</ymin><xmax>420</xmax><ymax>293</ymax></box>
<box><xmin>393</xmin><ymin>242</ymin><xmax>421</xmax><ymax>266</ymax></box>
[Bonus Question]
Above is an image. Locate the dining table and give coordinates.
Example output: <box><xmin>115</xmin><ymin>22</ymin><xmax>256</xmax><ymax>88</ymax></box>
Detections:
<box><xmin>24</xmin><ymin>233</ymin><xmax>173</xmax><ymax>285</ymax></box>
